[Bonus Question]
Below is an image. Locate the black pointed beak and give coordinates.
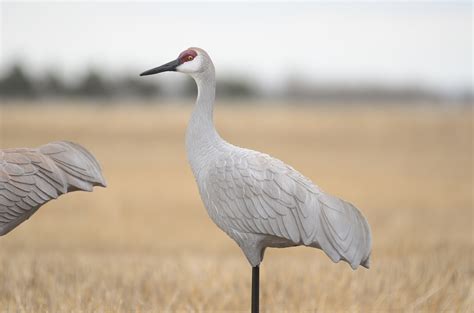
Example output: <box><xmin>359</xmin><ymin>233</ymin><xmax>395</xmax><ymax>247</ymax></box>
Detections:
<box><xmin>140</xmin><ymin>59</ymin><xmax>180</xmax><ymax>76</ymax></box>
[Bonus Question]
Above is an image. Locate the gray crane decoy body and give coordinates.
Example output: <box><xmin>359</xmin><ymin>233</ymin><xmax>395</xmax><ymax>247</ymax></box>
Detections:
<box><xmin>141</xmin><ymin>47</ymin><xmax>372</xmax><ymax>270</ymax></box>
<box><xmin>0</xmin><ymin>141</ymin><xmax>106</xmax><ymax>236</ymax></box>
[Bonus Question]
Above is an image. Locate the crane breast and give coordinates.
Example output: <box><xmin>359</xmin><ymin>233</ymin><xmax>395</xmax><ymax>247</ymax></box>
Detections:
<box><xmin>203</xmin><ymin>149</ymin><xmax>371</xmax><ymax>269</ymax></box>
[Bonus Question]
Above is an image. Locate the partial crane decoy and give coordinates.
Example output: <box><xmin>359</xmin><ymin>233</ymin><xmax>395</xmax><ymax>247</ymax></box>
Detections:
<box><xmin>0</xmin><ymin>141</ymin><xmax>106</xmax><ymax>236</ymax></box>
<box><xmin>140</xmin><ymin>48</ymin><xmax>372</xmax><ymax>313</ymax></box>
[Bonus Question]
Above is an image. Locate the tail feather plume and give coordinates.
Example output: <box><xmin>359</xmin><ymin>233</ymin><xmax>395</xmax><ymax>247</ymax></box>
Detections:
<box><xmin>0</xmin><ymin>141</ymin><xmax>106</xmax><ymax>236</ymax></box>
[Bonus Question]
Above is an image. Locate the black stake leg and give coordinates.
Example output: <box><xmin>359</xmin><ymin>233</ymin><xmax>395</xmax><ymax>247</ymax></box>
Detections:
<box><xmin>252</xmin><ymin>265</ymin><xmax>259</xmax><ymax>313</ymax></box>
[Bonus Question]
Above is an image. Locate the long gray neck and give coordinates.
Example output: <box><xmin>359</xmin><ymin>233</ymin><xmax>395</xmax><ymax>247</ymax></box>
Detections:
<box><xmin>185</xmin><ymin>68</ymin><xmax>223</xmax><ymax>179</ymax></box>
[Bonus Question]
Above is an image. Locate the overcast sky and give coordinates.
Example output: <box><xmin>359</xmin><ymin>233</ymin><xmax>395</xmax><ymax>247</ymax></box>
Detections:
<box><xmin>1</xmin><ymin>1</ymin><xmax>472</xmax><ymax>92</ymax></box>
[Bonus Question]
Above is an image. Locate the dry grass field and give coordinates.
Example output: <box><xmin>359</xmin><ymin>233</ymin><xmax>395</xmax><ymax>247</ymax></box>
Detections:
<box><xmin>0</xmin><ymin>102</ymin><xmax>472</xmax><ymax>312</ymax></box>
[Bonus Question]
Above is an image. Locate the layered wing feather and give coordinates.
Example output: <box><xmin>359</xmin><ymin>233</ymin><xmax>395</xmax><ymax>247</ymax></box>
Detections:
<box><xmin>0</xmin><ymin>141</ymin><xmax>106</xmax><ymax>236</ymax></box>
<box><xmin>205</xmin><ymin>149</ymin><xmax>371</xmax><ymax>269</ymax></box>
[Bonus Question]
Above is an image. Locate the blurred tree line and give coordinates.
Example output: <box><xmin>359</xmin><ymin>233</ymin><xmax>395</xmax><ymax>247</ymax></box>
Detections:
<box><xmin>0</xmin><ymin>64</ymin><xmax>161</xmax><ymax>100</ymax></box>
<box><xmin>0</xmin><ymin>63</ymin><xmax>259</xmax><ymax>102</ymax></box>
<box><xmin>0</xmin><ymin>62</ymin><xmax>471</xmax><ymax>104</ymax></box>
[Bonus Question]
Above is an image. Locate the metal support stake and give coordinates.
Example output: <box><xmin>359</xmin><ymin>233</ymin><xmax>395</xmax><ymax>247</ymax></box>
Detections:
<box><xmin>252</xmin><ymin>265</ymin><xmax>259</xmax><ymax>313</ymax></box>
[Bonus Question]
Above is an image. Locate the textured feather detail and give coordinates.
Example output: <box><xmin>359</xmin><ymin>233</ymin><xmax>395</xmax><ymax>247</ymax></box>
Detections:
<box><xmin>203</xmin><ymin>148</ymin><xmax>371</xmax><ymax>269</ymax></box>
<box><xmin>0</xmin><ymin>141</ymin><xmax>106</xmax><ymax>236</ymax></box>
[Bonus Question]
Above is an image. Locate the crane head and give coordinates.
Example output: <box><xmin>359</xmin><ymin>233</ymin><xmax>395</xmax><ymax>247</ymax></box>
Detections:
<box><xmin>140</xmin><ymin>47</ymin><xmax>211</xmax><ymax>77</ymax></box>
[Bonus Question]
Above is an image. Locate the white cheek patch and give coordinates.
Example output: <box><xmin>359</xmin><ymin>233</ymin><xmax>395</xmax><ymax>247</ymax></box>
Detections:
<box><xmin>177</xmin><ymin>56</ymin><xmax>202</xmax><ymax>73</ymax></box>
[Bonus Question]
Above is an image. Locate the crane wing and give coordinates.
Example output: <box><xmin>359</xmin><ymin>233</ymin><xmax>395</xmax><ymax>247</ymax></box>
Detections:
<box><xmin>0</xmin><ymin>141</ymin><xmax>106</xmax><ymax>236</ymax></box>
<box><xmin>205</xmin><ymin>150</ymin><xmax>371</xmax><ymax>269</ymax></box>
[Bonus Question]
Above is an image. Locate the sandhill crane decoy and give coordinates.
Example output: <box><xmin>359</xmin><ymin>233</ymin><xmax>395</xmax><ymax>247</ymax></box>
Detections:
<box><xmin>0</xmin><ymin>141</ymin><xmax>106</xmax><ymax>236</ymax></box>
<box><xmin>140</xmin><ymin>48</ymin><xmax>372</xmax><ymax>312</ymax></box>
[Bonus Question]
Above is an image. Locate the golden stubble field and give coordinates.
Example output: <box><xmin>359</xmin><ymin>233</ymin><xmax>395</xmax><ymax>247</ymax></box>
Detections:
<box><xmin>0</xmin><ymin>101</ymin><xmax>472</xmax><ymax>312</ymax></box>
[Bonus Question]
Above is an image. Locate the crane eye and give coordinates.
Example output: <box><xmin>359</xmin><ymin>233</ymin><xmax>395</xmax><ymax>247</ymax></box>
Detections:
<box><xmin>178</xmin><ymin>49</ymin><xmax>198</xmax><ymax>63</ymax></box>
